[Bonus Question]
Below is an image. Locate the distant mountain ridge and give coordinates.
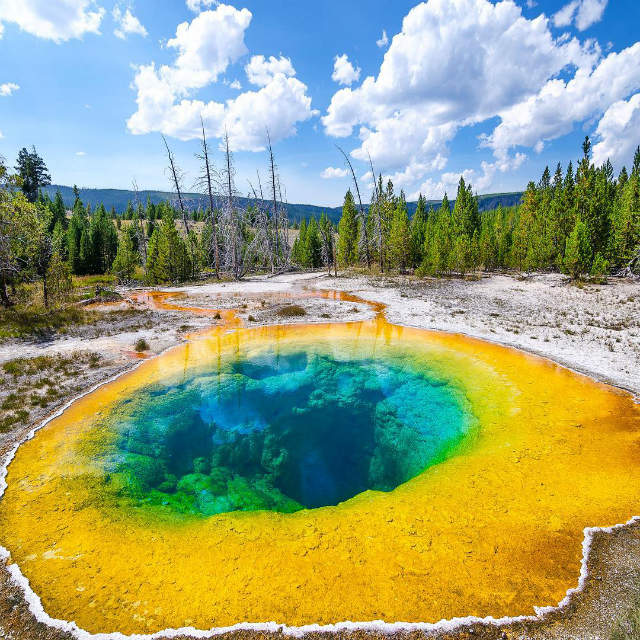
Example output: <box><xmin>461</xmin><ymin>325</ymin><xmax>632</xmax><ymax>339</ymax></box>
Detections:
<box><xmin>42</xmin><ymin>184</ymin><xmax>524</xmax><ymax>224</ymax></box>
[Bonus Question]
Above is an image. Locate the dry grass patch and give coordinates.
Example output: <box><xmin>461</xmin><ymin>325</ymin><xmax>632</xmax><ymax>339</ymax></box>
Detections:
<box><xmin>277</xmin><ymin>304</ymin><xmax>306</xmax><ymax>318</ymax></box>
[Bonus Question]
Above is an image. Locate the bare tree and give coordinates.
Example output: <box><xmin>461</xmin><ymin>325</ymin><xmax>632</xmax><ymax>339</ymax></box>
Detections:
<box><xmin>263</xmin><ymin>132</ymin><xmax>291</xmax><ymax>273</ymax></box>
<box><xmin>336</xmin><ymin>145</ymin><xmax>371</xmax><ymax>268</ymax></box>
<box><xmin>368</xmin><ymin>153</ymin><xmax>385</xmax><ymax>272</ymax></box>
<box><xmin>318</xmin><ymin>215</ymin><xmax>334</xmax><ymax>276</ymax></box>
<box><xmin>267</xmin><ymin>131</ymin><xmax>280</xmax><ymax>273</ymax></box>
<box><xmin>247</xmin><ymin>173</ymin><xmax>273</xmax><ymax>272</ymax></box>
<box><xmin>131</xmin><ymin>178</ymin><xmax>147</xmax><ymax>263</ymax></box>
<box><xmin>276</xmin><ymin>173</ymin><xmax>291</xmax><ymax>265</ymax></box>
<box><xmin>195</xmin><ymin>117</ymin><xmax>219</xmax><ymax>278</ymax></box>
<box><xmin>162</xmin><ymin>135</ymin><xmax>190</xmax><ymax>236</ymax></box>
<box><xmin>217</xmin><ymin>131</ymin><xmax>258</xmax><ymax>280</ymax></box>
<box><xmin>162</xmin><ymin>135</ymin><xmax>200</xmax><ymax>277</ymax></box>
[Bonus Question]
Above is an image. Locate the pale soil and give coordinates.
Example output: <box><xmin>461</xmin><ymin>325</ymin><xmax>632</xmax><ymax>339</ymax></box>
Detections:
<box><xmin>321</xmin><ymin>272</ymin><xmax>640</xmax><ymax>397</ymax></box>
<box><xmin>0</xmin><ymin>270</ymin><xmax>638</xmax><ymax>640</ymax></box>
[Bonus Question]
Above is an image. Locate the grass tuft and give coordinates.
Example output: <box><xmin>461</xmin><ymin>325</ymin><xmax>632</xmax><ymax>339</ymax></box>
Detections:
<box><xmin>277</xmin><ymin>304</ymin><xmax>307</xmax><ymax>318</ymax></box>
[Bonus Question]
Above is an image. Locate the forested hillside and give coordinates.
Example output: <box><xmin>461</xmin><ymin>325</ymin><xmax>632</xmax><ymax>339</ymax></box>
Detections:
<box><xmin>41</xmin><ymin>184</ymin><xmax>524</xmax><ymax>225</ymax></box>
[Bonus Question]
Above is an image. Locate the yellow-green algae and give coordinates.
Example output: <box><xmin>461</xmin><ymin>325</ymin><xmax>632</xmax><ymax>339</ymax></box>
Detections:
<box><xmin>0</xmin><ymin>317</ymin><xmax>639</xmax><ymax>635</ymax></box>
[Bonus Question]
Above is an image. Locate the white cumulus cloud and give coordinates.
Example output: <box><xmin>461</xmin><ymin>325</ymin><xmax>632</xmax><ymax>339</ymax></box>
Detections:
<box><xmin>113</xmin><ymin>5</ymin><xmax>147</xmax><ymax>39</ymax></box>
<box><xmin>0</xmin><ymin>82</ymin><xmax>19</xmax><ymax>96</ymax></box>
<box><xmin>376</xmin><ymin>29</ymin><xmax>388</xmax><ymax>48</ymax></box>
<box><xmin>245</xmin><ymin>55</ymin><xmax>295</xmax><ymax>87</ymax></box>
<box><xmin>186</xmin><ymin>0</ymin><xmax>218</xmax><ymax>12</ymax></box>
<box><xmin>592</xmin><ymin>93</ymin><xmax>640</xmax><ymax>168</ymax></box>
<box><xmin>0</xmin><ymin>0</ymin><xmax>105</xmax><ymax>42</ymax></box>
<box><xmin>322</xmin><ymin>0</ymin><xmax>635</xmax><ymax>197</ymax></box>
<box><xmin>553</xmin><ymin>0</ymin><xmax>608</xmax><ymax>31</ymax></box>
<box><xmin>164</xmin><ymin>5</ymin><xmax>251</xmax><ymax>92</ymax></box>
<box><xmin>483</xmin><ymin>43</ymin><xmax>640</xmax><ymax>158</ymax></box>
<box><xmin>332</xmin><ymin>54</ymin><xmax>360</xmax><ymax>86</ymax></box>
<box><xmin>321</xmin><ymin>167</ymin><xmax>349</xmax><ymax>179</ymax></box>
<box><xmin>127</xmin><ymin>4</ymin><xmax>315</xmax><ymax>151</ymax></box>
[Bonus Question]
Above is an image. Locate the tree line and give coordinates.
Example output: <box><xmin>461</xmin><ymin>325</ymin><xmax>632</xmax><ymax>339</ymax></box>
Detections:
<box><xmin>1</xmin><ymin>136</ymin><xmax>638</xmax><ymax>309</ymax></box>
<box><xmin>0</xmin><ymin>130</ymin><xmax>297</xmax><ymax>307</ymax></box>
<box><xmin>334</xmin><ymin>137</ymin><xmax>640</xmax><ymax>279</ymax></box>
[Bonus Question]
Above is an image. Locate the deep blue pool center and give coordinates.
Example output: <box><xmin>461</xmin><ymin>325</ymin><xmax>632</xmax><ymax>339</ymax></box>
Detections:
<box><xmin>103</xmin><ymin>349</ymin><xmax>470</xmax><ymax>516</ymax></box>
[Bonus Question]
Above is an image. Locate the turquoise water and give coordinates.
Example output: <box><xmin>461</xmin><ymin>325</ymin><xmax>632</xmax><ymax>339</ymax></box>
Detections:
<box><xmin>102</xmin><ymin>348</ymin><xmax>471</xmax><ymax>516</ymax></box>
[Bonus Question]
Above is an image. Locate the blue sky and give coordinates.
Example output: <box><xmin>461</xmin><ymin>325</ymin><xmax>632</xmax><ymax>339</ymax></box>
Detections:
<box><xmin>0</xmin><ymin>0</ymin><xmax>639</xmax><ymax>206</ymax></box>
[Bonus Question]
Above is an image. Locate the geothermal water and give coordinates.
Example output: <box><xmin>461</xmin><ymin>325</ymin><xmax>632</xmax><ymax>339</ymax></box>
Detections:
<box><xmin>0</xmin><ymin>309</ymin><xmax>639</xmax><ymax>635</ymax></box>
<box><xmin>108</xmin><ymin>347</ymin><xmax>470</xmax><ymax>516</ymax></box>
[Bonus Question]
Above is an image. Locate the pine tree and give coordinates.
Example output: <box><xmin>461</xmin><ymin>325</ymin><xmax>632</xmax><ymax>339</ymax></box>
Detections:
<box><xmin>79</xmin><ymin>227</ymin><xmax>92</xmax><ymax>274</ymax></box>
<box><xmin>388</xmin><ymin>200</ymin><xmax>411</xmax><ymax>270</ymax></box>
<box><xmin>609</xmin><ymin>170</ymin><xmax>640</xmax><ymax>268</ymax></box>
<box><xmin>146</xmin><ymin>211</ymin><xmax>191</xmax><ymax>283</ymax></box>
<box><xmin>510</xmin><ymin>182</ymin><xmax>539</xmax><ymax>271</ymax></box>
<box><xmin>15</xmin><ymin>147</ymin><xmax>51</xmax><ymax>202</ymax></box>
<box><xmin>632</xmin><ymin>146</ymin><xmax>640</xmax><ymax>178</ymax></box>
<box><xmin>145</xmin><ymin>228</ymin><xmax>162</xmax><ymax>283</ymax></box>
<box><xmin>590</xmin><ymin>252</ymin><xmax>609</xmax><ymax>281</ymax></box>
<box><xmin>67</xmin><ymin>199</ymin><xmax>89</xmax><ymax>274</ymax></box>
<box><xmin>410</xmin><ymin>194</ymin><xmax>428</xmax><ymax>267</ymax></box>
<box><xmin>318</xmin><ymin>213</ymin><xmax>334</xmax><ymax>273</ymax></box>
<box><xmin>90</xmin><ymin>204</ymin><xmax>118</xmax><ymax>274</ymax></box>
<box><xmin>292</xmin><ymin>218</ymin><xmax>307</xmax><ymax>266</ymax></box>
<box><xmin>420</xmin><ymin>194</ymin><xmax>452</xmax><ymax>275</ymax></box>
<box><xmin>451</xmin><ymin>233</ymin><xmax>472</xmax><ymax>276</ymax></box>
<box><xmin>304</xmin><ymin>217</ymin><xmax>322</xmax><ymax>268</ymax></box>
<box><xmin>337</xmin><ymin>190</ymin><xmax>359</xmax><ymax>267</ymax></box>
<box><xmin>112</xmin><ymin>231</ymin><xmax>139</xmax><ymax>282</ymax></box>
<box><xmin>50</xmin><ymin>191</ymin><xmax>67</xmax><ymax>232</ymax></box>
<box><xmin>51</xmin><ymin>221</ymin><xmax>67</xmax><ymax>258</ymax></box>
<box><xmin>563</xmin><ymin>218</ymin><xmax>592</xmax><ymax>279</ymax></box>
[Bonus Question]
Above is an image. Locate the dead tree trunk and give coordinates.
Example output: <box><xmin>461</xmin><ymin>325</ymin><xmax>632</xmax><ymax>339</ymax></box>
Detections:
<box><xmin>199</xmin><ymin>118</ymin><xmax>219</xmax><ymax>278</ymax></box>
<box><xmin>267</xmin><ymin>132</ymin><xmax>279</xmax><ymax>273</ymax></box>
<box><xmin>162</xmin><ymin>135</ymin><xmax>190</xmax><ymax>236</ymax></box>
<box><xmin>368</xmin><ymin>154</ymin><xmax>384</xmax><ymax>273</ymax></box>
<box><xmin>337</xmin><ymin>145</ymin><xmax>371</xmax><ymax>269</ymax></box>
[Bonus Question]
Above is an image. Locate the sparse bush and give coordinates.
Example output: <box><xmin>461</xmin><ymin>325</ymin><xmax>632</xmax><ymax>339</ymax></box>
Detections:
<box><xmin>277</xmin><ymin>304</ymin><xmax>306</xmax><ymax>318</ymax></box>
<box><xmin>134</xmin><ymin>338</ymin><xmax>149</xmax><ymax>352</ymax></box>
<box><xmin>0</xmin><ymin>410</ymin><xmax>29</xmax><ymax>433</ymax></box>
<box><xmin>1</xmin><ymin>393</ymin><xmax>19</xmax><ymax>410</ymax></box>
<box><xmin>0</xmin><ymin>306</ymin><xmax>101</xmax><ymax>340</ymax></box>
<box><xmin>611</xmin><ymin>604</ymin><xmax>640</xmax><ymax>640</ymax></box>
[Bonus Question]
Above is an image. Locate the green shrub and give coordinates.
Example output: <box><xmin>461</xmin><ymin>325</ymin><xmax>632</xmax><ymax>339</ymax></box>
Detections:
<box><xmin>277</xmin><ymin>304</ymin><xmax>306</xmax><ymax>318</ymax></box>
<box><xmin>134</xmin><ymin>338</ymin><xmax>149</xmax><ymax>352</ymax></box>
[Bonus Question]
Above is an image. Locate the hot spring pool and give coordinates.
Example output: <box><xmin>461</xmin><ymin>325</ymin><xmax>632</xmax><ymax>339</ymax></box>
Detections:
<box><xmin>107</xmin><ymin>348</ymin><xmax>470</xmax><ymax>516</ymax></box>
<box><xmin>1</xmin><ymin>316</ymin><xmax>639</xmax><ymax>636</ymax></box>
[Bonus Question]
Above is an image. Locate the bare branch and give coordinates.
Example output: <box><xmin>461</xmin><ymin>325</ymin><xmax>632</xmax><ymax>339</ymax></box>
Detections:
<box><xmin>336</xmin><ymin>144</ymin><xmax>371</xmax><ymax>268</ymax></box>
